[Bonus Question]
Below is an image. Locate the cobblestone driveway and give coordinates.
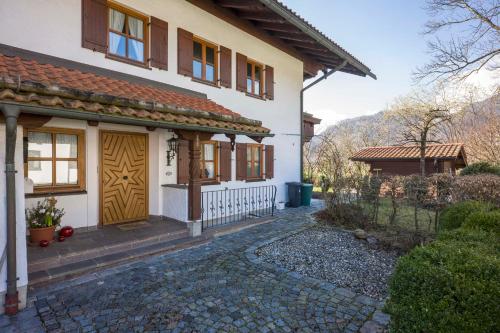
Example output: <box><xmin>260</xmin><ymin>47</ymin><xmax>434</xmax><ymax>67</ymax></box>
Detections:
<box><xmin>1</xmin><ymin>203</ymin><xmax>389</xmax><ymax>332</ymax></box>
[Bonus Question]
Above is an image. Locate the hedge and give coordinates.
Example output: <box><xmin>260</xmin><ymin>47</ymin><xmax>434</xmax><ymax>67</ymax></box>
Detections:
<box><xmin>439</xmin><ymin>200</ymin><xmax>494</xmax><ymax>231</ymax></box>
<box><xmin>385</xmin><ymin>240</ymin><xmax>500</xmax><ymax>333</ymax></box>
<box><xmin>460</xmin><ymin>162</ymin><xmax>500</xmax><ymax>176</ymax></box>
<box><xmin>463</xmin><ymin>210</ymin><xmax>500</xmax><ymax>235</ymax></box>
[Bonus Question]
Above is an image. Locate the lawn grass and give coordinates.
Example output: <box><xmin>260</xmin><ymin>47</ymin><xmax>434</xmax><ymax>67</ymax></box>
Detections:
<box><xmin>362</xmin><ymin>198</ymin><xmax>436</xmax><ymax>232</ymax></box>
<box><xmin>313</xmin><ymin>187</ymin><xmax>436</xmax><ymax>232</ymax></box>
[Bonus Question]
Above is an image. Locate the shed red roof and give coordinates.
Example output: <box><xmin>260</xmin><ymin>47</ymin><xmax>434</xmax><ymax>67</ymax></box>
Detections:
<box><xmin>351</xmin><ymin>143</ymin><xmax>466</xmax><ymax>161</ymax></box>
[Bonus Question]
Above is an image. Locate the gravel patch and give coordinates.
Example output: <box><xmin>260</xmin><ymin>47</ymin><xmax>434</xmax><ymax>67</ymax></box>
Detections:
<box><xmin>256</xmin><ymin>225</ymin><xmax>399</xmax><ymax>300</ymax></box>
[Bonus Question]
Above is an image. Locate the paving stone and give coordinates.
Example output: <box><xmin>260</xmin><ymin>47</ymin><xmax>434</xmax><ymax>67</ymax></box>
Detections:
<box><xmin>2</xmin><ymin>202</ymin><xmax>389</xmax><ymax>332</ymax></box>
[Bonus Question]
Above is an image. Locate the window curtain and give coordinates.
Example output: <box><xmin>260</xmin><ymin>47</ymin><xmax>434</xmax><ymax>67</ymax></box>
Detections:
<box><xmin>128</xmin><ymin>16</ymin><xmax>144</xmax><ymax>61</ymax></box>
<box><xmin>109</xmin><ymin>9</ymin><xmax>125</xmax><ymax>54</ymax></box>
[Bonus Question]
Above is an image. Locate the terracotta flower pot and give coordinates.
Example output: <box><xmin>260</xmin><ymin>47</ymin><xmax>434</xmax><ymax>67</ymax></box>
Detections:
<box><xmin>29</xmin><ymin>226</ymin><xmax>55</xmax><ymax>244</ymax></box>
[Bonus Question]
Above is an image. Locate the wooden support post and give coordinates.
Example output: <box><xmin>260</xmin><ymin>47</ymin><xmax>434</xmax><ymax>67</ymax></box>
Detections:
<box><xmin>175</xmin><ymin>130</ymin><xmax>213</xmax><ymax>221</ymax></box>
<box><xmin>188</xmin><ymin>133</ymin><xmax>201</xmax><ymax>220</ymax></box>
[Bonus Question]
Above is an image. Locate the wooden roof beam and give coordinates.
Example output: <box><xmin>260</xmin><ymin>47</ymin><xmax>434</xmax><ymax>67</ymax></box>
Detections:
<box><xmin>215</xmin><ymin>0</ymin><xmax>264</xmax><ymax>10</ymax></box>
<box><xmin>238</xmin><ymin>12</ymin><xmax>286</xmax><ymax>23</ymax></box>
<box><xmin>255</xmin><ymin>22</ymin><xmax>302</xmax><ymax>34</ymax></box>
<box><xmin>271</xmin><ymin>32</ymin><xmax>316</xmax><ymax>43</ymax></box>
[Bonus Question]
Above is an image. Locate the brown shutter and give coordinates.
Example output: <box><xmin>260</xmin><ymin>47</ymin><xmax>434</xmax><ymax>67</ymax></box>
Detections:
<box><xmin>150</xmin><ymin>17</ymin><xmax>168</xmax><ymax>70</ymax></box>
<box><xmin>236</xmin><ymin>143</ymin><xmax>247</xmax><ymax>180</ymax></box>
<box><xmin>177</xmin><ymin>139</ymin><xmax>189</xmax><ymax>184</ymax></box>
<box><xmin>219</xmin><ymin>142</ymin><xmax>232</xmax><ymax>181</ymax></box>
<box><xmin>236</xmin><ymin>53</ymin><xmax>247</xmax><ymax>92</ymax></box>
<box><xmin>219</xmin><ymin>46</ymin><xmax>232</xmax><ymax>88</ymax></box>
<box><xmin>265</xmin><ymin>145</ymin><xmax>274</xmax><ymax>179</ymax></box>
<box><xmin>265</xmin><ymin>65</ymin><xmax>274</xmax><ymax>100</ymax></box>
<box><xmin>82</xmin><ymin>0</ymin><xmax>108</xmax><ymax>53</ymax></box>
<box><xmin>177</xmin><ymin>28</ymin><xmax>193</xmax><ymax>76</ymax></box>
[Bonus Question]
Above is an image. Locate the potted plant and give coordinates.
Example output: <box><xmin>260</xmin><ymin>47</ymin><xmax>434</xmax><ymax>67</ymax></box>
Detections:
<box><xmin>26</xmin><ymin>197</ymin><xmax>65</xmax><ymax>244</ymax></box>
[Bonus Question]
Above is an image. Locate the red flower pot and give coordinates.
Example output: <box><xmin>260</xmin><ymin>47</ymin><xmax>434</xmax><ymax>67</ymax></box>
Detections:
<box><xmin>39</xmin><ymin>240</ymin><xmax>49</xmax><ymax>247</ymax></box>
<box><xmin>60</xmin><ymin>226</ymin><xmax>74</xmax><ymax>238</ymax></box>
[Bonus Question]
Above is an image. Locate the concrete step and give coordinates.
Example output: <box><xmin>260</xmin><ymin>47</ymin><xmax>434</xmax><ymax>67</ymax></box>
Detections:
<box><xmin>28</xmin><ymin>228</ymin><xmax>190</xmax><ymax>273</ymax></box>
<box><xmin>28</xmin><ymin>235</ymin><xmax>209</xmax><ymax>288</ymax></box>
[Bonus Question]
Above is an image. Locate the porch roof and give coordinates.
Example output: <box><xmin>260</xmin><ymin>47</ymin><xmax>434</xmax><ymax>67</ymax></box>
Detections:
<box><xmin>0</xmin><ymin>53</ymin><xmax>271</xmax><ymax>136</ymax></box>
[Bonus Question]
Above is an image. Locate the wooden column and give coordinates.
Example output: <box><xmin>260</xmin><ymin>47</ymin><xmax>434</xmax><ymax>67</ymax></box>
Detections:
<box><xmin>176</xmin><ymin>130</ymin><xmax>213</xmax><ymax>221</ymax></box>
<box><xmin>188</xmin><ymin>134</ymin><xmax>201</xmax><ymax>220</ymax></box>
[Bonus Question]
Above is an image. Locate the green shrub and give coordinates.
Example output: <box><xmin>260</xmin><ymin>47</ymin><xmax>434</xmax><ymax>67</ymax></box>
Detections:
<box><xmin>463</xmin><ymin>210</ymin><xmax>500</xmax><ymax>235</ymax></box>
<box><xmin>385</xmin><ymin>240</ymin><xmax>500</xmax><ymax>333</ymax></box>
<box><xmin>460</xmin><ymin>162</ymin><xmax>500</xmax><ymax>176</ymax></box>
<box><xmin>439</xmin><ymin>201</ymin><xmax>494</xmax><ymax>231</ymax></box>
<box><xmin>438</xmin><ymin>228</ymin><xmax>496</xmax><ymax>244</ymax></box>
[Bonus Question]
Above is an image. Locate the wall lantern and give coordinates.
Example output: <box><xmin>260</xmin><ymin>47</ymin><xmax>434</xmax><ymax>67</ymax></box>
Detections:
<box><xmin>166</xmin><ymin>136</ymin><xmax>178</xmax><ymax>166</ymax></box>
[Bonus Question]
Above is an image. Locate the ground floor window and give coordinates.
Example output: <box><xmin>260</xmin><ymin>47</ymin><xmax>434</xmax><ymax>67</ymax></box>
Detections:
<box><xmin>200</xmin><ymin>141</ymin><xmax>217</xmax><ymax>180</ymax></box>
<box><xmin>247</xmin><ymin>144</ymin><xmax>263</xmax><ymax>179</ymax></box>
<box><xmin>25</xmin><ymin>128</ymin><xmax>85</xmax><ymax>193</ymax></box>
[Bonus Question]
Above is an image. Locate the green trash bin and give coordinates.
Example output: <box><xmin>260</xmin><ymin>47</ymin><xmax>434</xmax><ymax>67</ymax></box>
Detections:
<box><xmin>301</xmin><ymin>183</ymin><xmax>313</xmax><ymax>206</ymax></box>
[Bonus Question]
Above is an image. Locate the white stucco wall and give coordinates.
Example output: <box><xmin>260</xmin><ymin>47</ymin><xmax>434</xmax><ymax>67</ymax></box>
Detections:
<box><xmin>0</xmin><ymin>125</ymin><xmax>28</xmax><ymax>312</ymax></box>
<box><xmin>0</xmin><ymin>0</ymin><xmax>303</xmax><ymax>197</ymax></box>
<box><xmin>0</xmin><ymin>0</ymin><xmax>304</xmax><ymax>302</ymax></box>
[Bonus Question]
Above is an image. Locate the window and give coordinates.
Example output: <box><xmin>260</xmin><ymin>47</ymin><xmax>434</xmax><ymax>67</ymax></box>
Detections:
<box><xmin>25</xmin><ymin>128</ymin><xmax>85</xmax><ymax>193</ymax></box>
<box><xmin>193</xmin><ymin>38</ymin><xmax>218</xmax><ymax>83</ymax></box>
<box><xmin>247</xmin><ymin>144</ymin><xmax>263</xmax><ymax>179</ymax></box>
<box><xmin>200</xmin><ymin>142</ymin><xmax>217</xmax><ymax>180</ymax></box>
<box><xmin>108</xmin><ymin>4</ymin><xmax>148</xmax><ymax>63</ymax></box>
<box><xmin>247</xmin><ymin>61</ymin><xmax>263</xmax><ymax>96</ymax></box>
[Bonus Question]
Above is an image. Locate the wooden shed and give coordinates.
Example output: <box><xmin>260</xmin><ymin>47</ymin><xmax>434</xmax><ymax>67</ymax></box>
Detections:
<box><xmin>350</xmin><ymin>143</ymin><xmax>467</xmax><ymax>176</ymax></box>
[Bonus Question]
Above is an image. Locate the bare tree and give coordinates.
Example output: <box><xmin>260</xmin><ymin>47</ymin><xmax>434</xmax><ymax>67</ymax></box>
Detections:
<box><xmin>415</xmin><ymin>0</ymin><xmax>500</xmax><ymax>82</ymax></box>
<box><xmin>439</xmin><ymin>87</ymin><xmax>499</xmax><ymax>163</ymax></box>
<box><xmin>389</xmin><ymin>87</ymin><xmax>454</xmax><ymax>176</ymax></box>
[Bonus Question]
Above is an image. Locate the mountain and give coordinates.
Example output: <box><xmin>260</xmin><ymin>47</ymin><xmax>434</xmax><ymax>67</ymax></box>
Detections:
<box><xmin>309</xmin><ymin>94</ymin><xmax>499</xmax><ymax>164</ymax></box>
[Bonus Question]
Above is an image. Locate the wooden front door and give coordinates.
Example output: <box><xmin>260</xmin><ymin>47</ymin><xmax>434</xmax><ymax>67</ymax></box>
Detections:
<box><xmin>100</xmin><ymin>131</ymin><xmax>148</xmax><ymax>225</ymax></box>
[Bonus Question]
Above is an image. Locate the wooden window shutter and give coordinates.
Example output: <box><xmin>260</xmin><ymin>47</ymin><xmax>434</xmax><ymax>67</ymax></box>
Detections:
<box><xmin>236</xmin><ymin>53</ymin><xmax>247</xmax><ymax>92</ymax></box>
<box><xmin>177</xmin><ymin>139</ymin><xmax>189</xmax><ymax>184</ymax></box>
<box><xmin>265</xmin><ymin>65</ymin><xmax>274</xmax><ymax>100</ymax></box>
<box><xmin>265</xmin><ymin>145</ymin><xmax>274</xmax><ymax>179</ymax></box>
<box><xmin>219</xmin><ymin>142</ymin><xmax>232</xmax><ymax>181</ymax></box>
<box><xmin>82</xmin><ymin>0</ymin><xmax>108</xmax><ymax>53</ymax></box>
<box><xmin>219</xmin><ymin>46</ymin><xmax>232</xmax><ymax>88</ymax></box>
<box><xmin>177</xmin><ymin>28</ymin><xmax>193</xmax><ymax>76</ymax></box>
<box><xmin>150</xmin><ymin>17</ymin><xmax>168</xmax><ymax>70</ymax></box>
<box><xmin>236</xmin><ymin>143</ymin><xmax>247</xmax><ymax>180</ymax></box>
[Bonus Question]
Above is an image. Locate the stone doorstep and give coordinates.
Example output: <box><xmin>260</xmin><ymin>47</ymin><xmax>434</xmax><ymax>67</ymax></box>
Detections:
<box><xmin>28</xmin><ymin>228</ymin><xmax>190</xmax><ymax>273</ymax></box>
<box><xmin>28</xmin><ymin>235</ymin><xmax>210</xmax><ymax>289</ymax></box>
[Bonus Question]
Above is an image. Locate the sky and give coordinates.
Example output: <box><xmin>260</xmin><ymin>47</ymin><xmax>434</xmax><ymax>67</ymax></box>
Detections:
<box><xmin>281</xmin><ymin>0</ymin><xmax>498</xmax><ymax>131</ymax></box>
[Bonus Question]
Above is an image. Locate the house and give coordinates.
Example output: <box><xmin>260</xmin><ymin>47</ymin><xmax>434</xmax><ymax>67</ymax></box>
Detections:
<box><xmin>0</xmin><ymin>0</ymin><xmax>374</xmax><ymax>314</ymax></box>
<box><xmin>303</xmin><ymin>112</ymin><xmax>321</xmax><ymax>143</ymax></box>
<box><xmin>351</xmin><ymin>143</ymin><xmax>467</xmax><ymax>176</ymax></box>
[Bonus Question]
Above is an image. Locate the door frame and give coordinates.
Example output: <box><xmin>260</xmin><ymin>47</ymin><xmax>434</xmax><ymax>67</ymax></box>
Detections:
<box><xmin>99</xmin><ymin>130</ymin><xmax>149</xmax><ymax>226</ymax></box>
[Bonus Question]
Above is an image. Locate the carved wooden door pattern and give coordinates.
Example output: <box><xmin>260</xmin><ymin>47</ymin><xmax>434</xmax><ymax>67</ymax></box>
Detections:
<box><xmin>100</xmin><ymin>131</ymin><xmax>148</xmax><ymax>225</ymax></box>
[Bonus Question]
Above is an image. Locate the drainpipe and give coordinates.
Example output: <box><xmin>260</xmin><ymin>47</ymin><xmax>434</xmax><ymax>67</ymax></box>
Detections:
<box><xmin>300</xmin><ymin>60</ymin><xmax>347</xmax><ymax>182</ymax></box>
<box><xmin>1</xmin><ymin>104</ymin><xmax>20</xmax><ymax>315</ymax></box>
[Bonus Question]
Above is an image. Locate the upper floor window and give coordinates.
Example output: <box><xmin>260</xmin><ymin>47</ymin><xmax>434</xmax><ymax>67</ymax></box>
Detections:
<box><xmin>246</xmin><ymin>60</ymin><xmax>263</xmax><ymax>96</ymax></box>
<box><xmin>26</xmin><ymin>128</ymin><xmax>86</xmax><ymax>193</ymax></box>
<box><xmin>200</xmin><ymin>142</ymin><xmax>217</xmax><ymax>180</ymax></box>
<box><xmin>193</xmin><ymin>38</ymin><xmax>218</xmax><ymax>83</ymax></box>
<box><xmin>108</xmin><ymin>5</ymin><xmax>148</xmax><ymax>64</ymax></box>
<box><xmin>246</xmin><ymin>144</ymin><xmax>263</xmax><ymax>179</ymax></box>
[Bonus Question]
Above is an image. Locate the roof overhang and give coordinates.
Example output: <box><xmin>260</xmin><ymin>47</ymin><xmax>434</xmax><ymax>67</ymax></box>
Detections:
<box><xmin>303</xmin><ymin>112</ymin><xmax>321</xmax><ymax>124</ymax></box>
<box><xmin>187</xmin><ymin>0</ymin><xmax>376</xmax><ymax>80</ymax></box>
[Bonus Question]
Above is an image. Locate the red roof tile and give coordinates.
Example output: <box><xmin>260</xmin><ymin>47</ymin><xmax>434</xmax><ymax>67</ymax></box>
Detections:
<box><xmin>0</xmin><ymin>53</ymin><xmax>236</xmax><ymax>117</ymax></box>
<box><xmin>351</xmin><ymin>144</ymin><xmax>466</xmax><ymax>161</ymax></box>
